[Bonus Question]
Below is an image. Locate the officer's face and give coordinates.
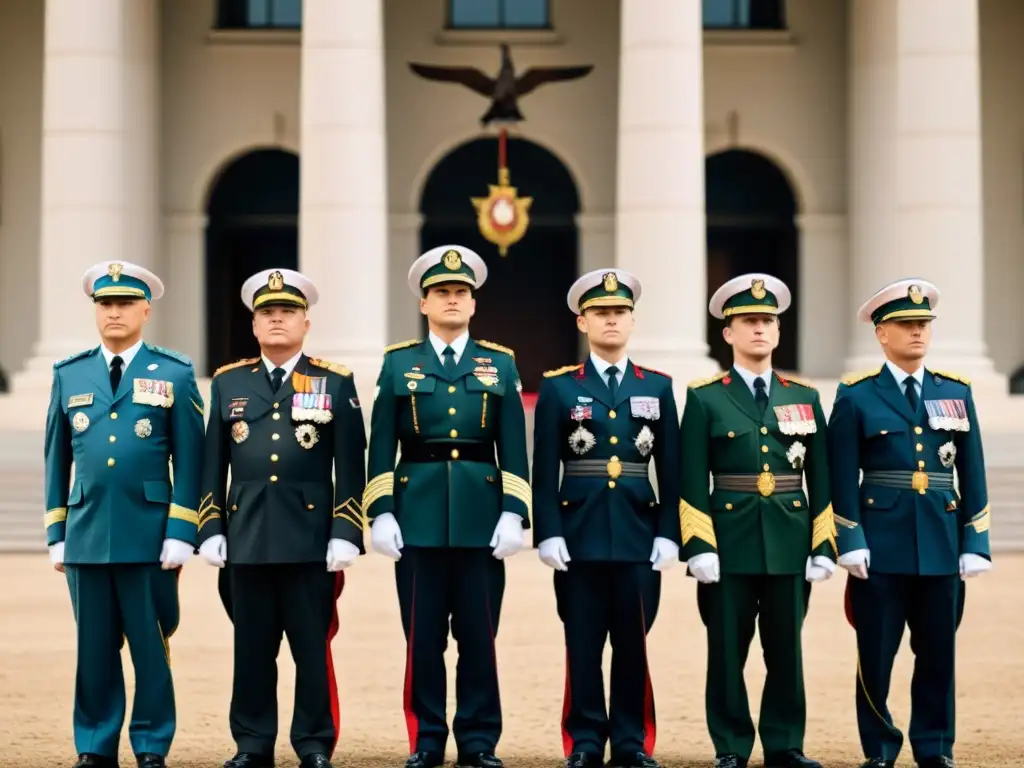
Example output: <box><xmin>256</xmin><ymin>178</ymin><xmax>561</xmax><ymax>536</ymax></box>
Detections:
<box><xmin>252</xmin><ymin>305</ymin><xmax>309</xmax><ymax>350</ymax></box>
<box><xmin>95</xmin><ymin>299</ymin><xmax>150</xmax><ymax>344</ymax></box>
<box><xmin>420</xmin><ymin>284</ymin><xmax>475</xmax><ymax>329</ymax></box>
<box><xmin>722</xmin><ymin>314</ymin><xmax>780</xmax><ymax>359</ymax></box>
<box><xmin>876</xmin><ymin>319</ymin><xmax>932</xmax><ymax>361</ymax></box>
<box><xmin>576</xmin><ymin>307</ymin><xmax>634</xmax><ymax>348</ymax></box>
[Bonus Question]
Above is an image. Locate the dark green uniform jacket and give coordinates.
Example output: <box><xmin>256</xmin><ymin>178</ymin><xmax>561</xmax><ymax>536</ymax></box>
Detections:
<box><xmin>363</xmin><ymin>338</ymin><xmax>531</xmax><ymax>546</ymax></box>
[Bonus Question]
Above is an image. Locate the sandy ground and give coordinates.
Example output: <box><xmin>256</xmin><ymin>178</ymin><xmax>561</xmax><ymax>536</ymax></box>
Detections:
<box><xmin>1</xmin><ymin>551</ymin><xmax>1021</xmax><ymax>768</ymax></box>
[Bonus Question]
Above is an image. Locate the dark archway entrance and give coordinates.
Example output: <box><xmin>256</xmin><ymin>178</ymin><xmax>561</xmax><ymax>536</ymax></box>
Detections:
<box><xmin>204</xmin><ymin>148</ymin><xmax>299</xmax><ymax>375</ymax></box>
<box><xmin>705</xmin><ymin>149</ymin><xmax>800</xmax><ymax>372</ymax></box>
<box><xmin>419</xmin><ymin>137</ymin><xmax>581</xmax><ymax>393</ymax></box>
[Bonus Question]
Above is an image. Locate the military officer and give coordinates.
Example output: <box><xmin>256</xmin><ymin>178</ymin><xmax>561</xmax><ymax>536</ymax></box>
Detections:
<box><xmin>827</xmin><ymin>279</ymin><xmax>991</xmax><ymax>768</ymax></box>
<box><xmin>364</xmin><ymin>244</ymin><xmax>531</xmax><ymax>768</ymax></box>
<box><xmin>678</xmin><ymin>274</ymin><xmax>835</xmax><ymax>768</ymax></box>
<box><xmin>196</xmin><ymin>268</ymin><xmax>367</xmax><ymax>768</ymax></box>
<box><xmin>44</xmin><ymin>261</ymin><xmax>204</xmax><ymax>768</ymax></box>
<box><xmin>531</xmin><ymin>269</ymin><xmax>681</xmax><ymax>768</ymax></box>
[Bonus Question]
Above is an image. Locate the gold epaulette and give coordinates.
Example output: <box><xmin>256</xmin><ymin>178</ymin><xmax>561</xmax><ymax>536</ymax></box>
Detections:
<box><xmin>781</xmin><ymin>373</ymin><xmax>816</xmax><ymax>389</ymax></box>
<box><xmin>477</xmin><ymin>339</ymin><xmax>515</xmax><ymax>358</ymax></box>
<box><xmin>543</xmin><ymin>363</ymin><xmax>583</xmax><ymax>378</ymax></box>
<box><xmin>688</xmin><ymin>371</ymin><xmax>727</xmax><ymax>389</ymax></box>
<box><xmin>212</xmin><ymin>357</ymin><xmax>259</xmax><ymax>378</ymax></box>
<box><xmin>309</xmin><ymin>358</ymin><xmax>352</xmax><ymax>376</ymax></box>
<box><xmin>840</xmin><ymin>367</ymin><xmax>882</xmax><ymax>386</ymax></box>
<box><xmin>930</xmin><ymin>369</ymin><xmax>971</xmax><ymax>386</ymax></box>
<box><xmin>383</xmin><ymin>339</ymin><xmax>421</xmax><ymax>354</ymax></box>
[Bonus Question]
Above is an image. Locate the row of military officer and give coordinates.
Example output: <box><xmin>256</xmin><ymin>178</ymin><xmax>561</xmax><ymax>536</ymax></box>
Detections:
<box><xmin>43</xmin><ymin>249</ymin><xmax>991</xmax><ymax>768</ymax></box>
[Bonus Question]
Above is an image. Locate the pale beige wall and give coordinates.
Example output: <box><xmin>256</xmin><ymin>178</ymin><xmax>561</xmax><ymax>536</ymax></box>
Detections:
<box><xmin>0</xmin><ymin>0</ymin><xmax>43</xmax><ymax>381</ymax></box>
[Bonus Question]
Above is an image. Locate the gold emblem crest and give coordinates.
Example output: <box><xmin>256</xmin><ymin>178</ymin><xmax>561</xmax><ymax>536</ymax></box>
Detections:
<box><xmin>268</xmin><ymin>271</ymin><xmax>284</xmax><ymax>291</ymax></box>
<box><xmin>751</xmin><ymin>279</ymin><xmax>767</xmax><ymax>300</ymax></box>
<box><xmin>603</xmin><ymin>272</ymin><xmax>618</xmax><ymax>292</ymax></box>
<box><xmin>107</xmin><ymin>263</ymin><xmax>123</xmax><ymax>282</ymax></box>
<box><xmin>72</xmin><ymin>412</ymin><xmax>90</xmax><ymax>433</ymax></box>
<box><xmin>442</xmin><ymin>249</ymin><xmax>462</xmax><ymax>271</ymax></box>
<box><xmin>908</xmin><ymin>284</ymin><xmax>923</xmax><ymax>305</ymax></box>
<box><xmin>135</xmin><ymin>418</ymin><xmax>152</xmax><ymax>438</ymax></box>
<box><xmin>231</xmin><ymin>420</ymin><xmax>250</xmax><ymax>444</ymax></box>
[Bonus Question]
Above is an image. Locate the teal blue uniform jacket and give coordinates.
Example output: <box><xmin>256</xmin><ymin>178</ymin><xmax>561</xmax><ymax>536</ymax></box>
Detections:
<box><xmin>826</xmin><ymin>365</ymin><xmax>990</xmax><ymax>576</ymax></box>
<box><xmin>44</xmin><ymin>343</ymin><xmax>206</xmax><ymax>562</ymax></box>
<box><xmin>531</xmin><ymin>359</ymin><xmax>681</xmax><ymax>562</ymax></box>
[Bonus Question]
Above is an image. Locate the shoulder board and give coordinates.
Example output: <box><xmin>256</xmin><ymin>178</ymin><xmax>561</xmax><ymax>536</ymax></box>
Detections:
<box><xmin>930</xmin><ymin>369</ymin><xmax>971</xmax><ymax>386</ymax></box>
<box><xmin>543</xmin><ymin>363</ymin><xmax>584</xmax><ymax>378</ymax></box>
<box><xmin>688</xmin><ymin>371</ymin><xmax>727</xmax><ymax>389</ymax></box>
<box><xmin>146</xmin><ymin>344</ymin><xmax>193</xmax><ymax>366</ymax></box>
<box><xmin>308</xmin><ymin>358</ymin><xmax>352</xmax><ymax>376</ymax></box>
<box><xmin>778</xmin><ymin>372</ymin><xmax>816</xmax><ymax>389</ymax></box>
<box><xmin>637</xmin><ymin>364</ymin><xmax>671</xmax><ymax>379</ymax></box>
<box><xmin>383</xmin><ymin>339</ymin><xmax>421</xmax><ymax>354</ymax></box>
<box><xmin>212</xmin><ymin>357</ymin><xmax>260</xmax><ymax>378</ymax></box>
<box><xmin>53</xmin><ymin>348</ymin><xmax>93</xmax><ymax>369</ymax></box>
<box><xmin>476</xmin><ymin>339</ymin><xmax>515</xmax><ymax>358</ymax></box>
<box><xmin>840</xmin><ymin>366</ymin><xmax>882</xmax><ymax>387</ymax></box>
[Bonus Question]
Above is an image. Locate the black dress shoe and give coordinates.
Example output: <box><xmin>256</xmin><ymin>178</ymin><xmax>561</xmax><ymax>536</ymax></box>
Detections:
<box><xmin>455</xmin><ymin>753</ymin><xmax>503</xmax><ymax>768</ymax></box>
<box><xmin>916</xmin><ymin>758</ymin><xmax>955</xmax><ymax>768</ymax></box>
<box><xmin>608</xmin><ymin>752</ymin><xmax>660</xmax><ymax>768</ymax></box>
<box><xmin>224</xmin><ymin>753</ymin><xmax>275</xmax><ymax>768</ymax></box>
<box><xmin>764</xmin><ymin>750</ymin><xmax>822</xmax><ymax>768</ymax></box>
<box><xmin>405</xmin><ymin>752</ymin><xmax>445</xmax><ymax>768</ymax></box>
<box><xmin>859</xmin><ymin>760</ymin><xmax>895</xmax><ymax>768</ymax></box>
<box><xmin>566</xmin><ymin>753</ymin><xmax>604</xmax><ymax>768</ymax></box>
<box><xmin>73</xmin><ymin>755</ymin><xmax>118</xmax><ymax>768</ymax></box>
<box><xmin>714</xmin><ymin>756</ymin><xmax>748</xmax><ymax>768</ymax></box>
<box><xmin>299</xmin><ymin>755</ymin><xmax>333</xmax><ymax>768</ymax></box>
<box><xmin>135</xmin><ymin>755</ymin><xmax>165</xmax><ymax>768</ymax></box>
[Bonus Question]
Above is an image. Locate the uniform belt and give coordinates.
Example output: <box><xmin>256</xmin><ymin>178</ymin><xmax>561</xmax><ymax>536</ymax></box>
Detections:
<box><xmin>563</xmin><ymin>459</ymin><xmax>649</xmax><ymax>479</ymax></box>
<box><xmin>399</xmin><ymin>441</ymin><xmax>495</xmax><ymax>463</ymax></box>
<box><xmin>713</xmin><ymin>472</ymin><xmax>803</xmax><ymax>496</ymax></box>
<box><xmin>862</xmin><ymin>470</ymin><xmax>954</xmax><ymax>492</ymax></box>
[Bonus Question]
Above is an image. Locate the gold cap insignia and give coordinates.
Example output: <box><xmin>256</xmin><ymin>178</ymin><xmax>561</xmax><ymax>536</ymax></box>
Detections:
<box><xmin>751</xmin><ymin>279</ymin><xmax>766</xmax><ymax>300</ymax></box>
<box><xmin>108</xmin><ymin>263</ymin><xmax>123</xmax><ymax>282</ymax></box>
<box><xmin>603</xmin><ymin>272</ymin><xmax>619</xmax><ymax>292</ymax></box>
<box><xmin>268</xmin><ymin>271</ymin><xmax>284</xmax><ymax>291</ymax></box>
<box><xmin>442</xmin><ymin>249</ymin><xmax>462</xmax><ymax>271</ymax></box>
<box><xmin>908</xmin><ymin>284</ymin><xmax>923</xmax><ymax>304</ymax></box>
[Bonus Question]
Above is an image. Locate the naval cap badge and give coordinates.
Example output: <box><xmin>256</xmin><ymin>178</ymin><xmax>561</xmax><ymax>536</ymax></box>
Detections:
<box><xmin>751</xmin><ymin>279</ymin><xmax>766</xmax><ymax>300</ymax></box>
<box><xmin>108</xmin><ymin>263</ymin><xmax>123</xmax><ymax>282</ymax></box>
<box><xmin>268</xmin><ymin>270</ymin><xmax>284</xmax><ymax>291</ymax></box>
<box><xmin>442</xmin><ymin>249</ymin><xmax>462</xmax><ymax>271</ymax></box>
<box><xmin>908</xmin><ymin>284</ymin><xmax>923</xmax><ymax>304</ymax></box>
<box><xmin>603</xmin><ymin>272</ymin><xmax>618</xmax><ymax>292</ymax></box>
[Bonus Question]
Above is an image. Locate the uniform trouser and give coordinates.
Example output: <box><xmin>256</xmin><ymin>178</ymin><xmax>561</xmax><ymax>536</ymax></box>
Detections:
<box><xmin>554</xmin><ymin>562</ymin><xmax>661</xmax><ymax>760</ymax></box>
<box><xmin>696</xmin><ymin>574</ymin><xmax>809</xmax><ymax>760</ymax></box>
<box><xmin>65</xmin><ymin>564</ymin><xmax>179</xmax><ymax>759</ymax></box>
<box><xmin>227</xmin><ymin>563</ymin><xmax>343</xmax><ymax>759</ymax></box>
<box><xmin>395</xmin><ymin>546</ymin><xmax>505</xmax><ymax>757</ymax></box>
<box><xmin>847</xmin><ymin>573</ymin><xmax>962</xmax><ymax>762</ymax></box>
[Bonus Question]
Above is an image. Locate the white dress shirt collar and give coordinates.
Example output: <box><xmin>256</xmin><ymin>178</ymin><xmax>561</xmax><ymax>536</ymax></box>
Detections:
<box><xmin>429</xmin><ymin>331</ymin><xmax>470</xmax><ymax>364</ymax></box>
<box><xmin>590</xmin><ymin>351</ymin><xmax>629</xmax><ymax>383</ymax></box>
<box><xmin>733</xmin><ymin>364</ymin><xmax>773</xmax><ymax>397</ymax></box>
<box><xmin>885</xmin><ymin>360</ymin><xmax>925</xmax><ymax>392</ymax></box>
<box><xmin>262</xmin><ymin>349</ymin><xmax>303</xmax><ymax>379</ymax></box>
<box><xmin>100</xmin><ymin>338</ymin><xmax>144</xmax><ymax>372</ymax></box>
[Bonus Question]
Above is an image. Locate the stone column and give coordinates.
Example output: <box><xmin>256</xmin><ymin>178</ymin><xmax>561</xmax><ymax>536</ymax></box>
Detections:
<box><xmin>13</xmin><ymin>0</ymin><xmax>159</xmax><ymax>395</ymax></box>
<box><xmin>845</xmin><ymin>0</ymin><xmax>999</xmax><ymax>389</ymax></box>
<box><xmin>614</xmin><ymin>0</ymin><xmax>717</xmax><ymax>390</ymax></box>
<box><xmin>299</xmin><ymin>0</ymin><xmax>389</xmax><ymax>407</ymax></box>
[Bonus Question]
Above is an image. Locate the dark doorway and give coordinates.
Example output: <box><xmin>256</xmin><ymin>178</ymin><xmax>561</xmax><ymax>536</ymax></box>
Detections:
<box><xmin>419</xmin><ymin>137</ymin><xmax>581</xmax><ymax>393</ymax></box>
<box><xmin>204</xmin><ymin>148</ymin><xmax>299</xmax><ymax>375</ymax></box>
<box><xmin>705</xmin><ymin>149</ymin><xmax>800</xmax><ymax>372</ymax></box>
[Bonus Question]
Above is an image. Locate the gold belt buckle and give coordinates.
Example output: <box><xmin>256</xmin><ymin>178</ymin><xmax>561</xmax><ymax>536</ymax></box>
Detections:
<box><xmin>607</xmin><ymin>458</ymin><xmax>622</xmax><ymax>479</ymax></box>
<box><xmin>757</xmin><ymin>471</ymin><xmax>776</xmax><ymax>497</ymax></box>
<box><xmin>912</xmin><ymin>471</ymin><xmax>929</xmax><ymax>494</ymax></box>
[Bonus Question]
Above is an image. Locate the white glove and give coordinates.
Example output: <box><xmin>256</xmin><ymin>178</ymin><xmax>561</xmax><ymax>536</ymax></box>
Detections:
<box><xmin>490</xmin><ymin>511</ymin><xmax>525</xmax><ymax>559</ymax></box>
<box><xmin>838</xmin><ymin>548</ymin><xmax>870</xmax><ymax>580</ymax></box>
<box><xmin>371</xmin><ymin>512</ymin><xmax>404</xmax><ymax>560</ymax></box>
<box><xmin>327</xmin><ymin>539</ymin><xmax>360</xmax><ymax>571</ymax></box>
<box><xmin>959</xmin><ymin>553</ymin><xmax>991</xmax><ymax>579</ymax></box>
<box><xmin>199</xmin><ymin>535</ymin><xmax>227</xmax><ymax>567</ymax></box>
<box><xmin>650</xmin><ymin>537</ymin><xmax>680</xmax><ymax>571</ymax></box>
<box><xmin>159</xmin><ymin>538</ymin><xmax>194</xmax><ymax>570</ymax></box>
<box><xmin>49</xmin><ymin>541</ymin><xmax>65</xmax><ymax>572</ymax></box>
<box><xmin>805</xmin><ymin>555</ymin><xmax>835</xmax><ymax>583</ymax></box>
<box><xmin>687</xmin><ymin>552</ymin><xmax>720</xmax><ymax>584</ymax></box>
<box><xmin>538</xmin><ymin>536</ymin><xmax>571</xmax><ymax>571</ymax></box>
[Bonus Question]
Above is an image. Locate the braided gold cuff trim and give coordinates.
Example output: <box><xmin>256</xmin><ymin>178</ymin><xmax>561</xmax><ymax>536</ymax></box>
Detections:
<box><xmin>811</xmin><ymin>503</ymin><xmax>838</xmax><ymax>557</ymax></box>
<box><xmin>44</xmin><ymin>507</ymin><xmax>68</xmax><ymax>528</ymax></box>
<box><xmin>501</xmin><ymin>471</ymin><xmax>533</xmax><ymax>516</ymax></box>
<box><xmin>334</xmin><ymin>497</ymin><xmax>366</xmax><ymax>530</ymax></box>
<box><xmin>197</xmin><ymin>513</ymin><xmax>221</xmax><ymax>532</ymax></box>
<box><xmin>169</xmin><ymin>503</ymin><xmax>199</xmax><ymax>526</ymax></box>
<box><xmin>680</xmin><ymin>498</ymin><xmax>717</xmax><ymax>549</ymax></box>
<box><xmin>965</xmin><ymin>504</ymin><xmax>990</xmax><ymax>534</ymax></box>
<box><xmin>834</xmin><ymin>512</ymin><xmax>858</xmax><ymax>529</ymax></box>
<box><xmin>362</xmin><ymin>472</ymin><xmax>394</xmax><ymax>513</ymax></box>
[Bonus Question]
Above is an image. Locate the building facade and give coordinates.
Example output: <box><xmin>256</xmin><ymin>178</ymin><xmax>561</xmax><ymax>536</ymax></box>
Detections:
<box><xmin>1</xmin><ymin>0</ymin><xmax>1022</xmax><ymax>410</ymax></box>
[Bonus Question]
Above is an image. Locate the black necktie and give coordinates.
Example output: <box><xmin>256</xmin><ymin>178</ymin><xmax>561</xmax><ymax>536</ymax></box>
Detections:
<box><xmin>754</xmin><ymin>376</ymin><xmax>768</xmax><ymax>416</ymax></box>
<box><xmin>109</xmin><ymin>355</ymin><xmax>123</xmax><ymax>395</ymax></box>
<box><xmin>442</xmin><ymin>345</ymin><xmax>457</xmax><ymax>375</ymax></box>
<box><xmin>905</xmin><ymin>377</ymin><xmax>919</xmax><ymax>411</ymax></box>
<box><xmin>606</xmin><ymin>365</ymin><xmax>620</xmax><ymax>401</ymax></box>
<box><xmin>270</xmin><ymin>367</ymin><xmax>285</xmax><ymax>392</ymax></box>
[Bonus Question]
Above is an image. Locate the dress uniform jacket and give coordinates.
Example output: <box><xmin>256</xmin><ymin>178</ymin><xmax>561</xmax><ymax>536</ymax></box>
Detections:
<box><xmin>44</xmin><ymin>342</ymin><xmax>205</xmax><ymax>759</ymax></box>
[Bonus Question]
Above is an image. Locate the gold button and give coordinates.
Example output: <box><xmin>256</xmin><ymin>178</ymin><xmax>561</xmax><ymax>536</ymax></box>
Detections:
<box><xmin>273</xmin><ymin>403</ymin><xmax>279</xmax><ymax>409</ymax></box>
<box><xmin>450</xmin><ymin>429</ymin><xmax>458</xmax><ymax>438</ymax></box>
<box><xmin>307</xmin><ymin>504</ymin><xmax>314</xmax><ymax>510</ymax></box>
<box><xmin>448</xmin><ymin>385</ymin><xmax>456</xmax><ymax>393</ymax></box>
<box><xmin>451</xmin><ymin>449</ymin><xmax>460</xmax><ymax>459</ymax></box>
<box><xmin>272</xmin><ymin>434</ymin><xmax>280</xmax><ymax>440</ymax></box>
<box><xmin>914</xmin><ymin>426</ymin><xmax>923</xmax><ymax>434</ymax></box>
<box><xmin>728</xmin><ymin>431</ymin><xmax>735</xmax><ymax>438</ymax></box>
<box><xmin>611</xmin><ymin>455</ymin><xmax>619</xmax><ymax>461</ymax></box>
<box><xmin>761</xmin><ymin>445</ymin><xmax>769</xmax><ymax>453</ymax></box>
<box><xmin>448</xmin><ymin>407</ymin><xmax>456</xmax><ymax>416</ymax></box>
<box><xmin>561</xmin><ymin>500</ymin><xmax>569</xmax><ymax>507</ymax></box>
<box><xmin>608</xmin><ymin>480</ymin><xmax>616</xmax><ymax>488</ymax></box>
<box><xmin>109</xmin><ymin>435</ymin><xmax>116</xmax><ymax>443</ymax></box>
<box><xmin>486</xmin><ymin>476</ymin><xmax>495</xmax><ymax>483</ymax></box>
<box><xmin>868</xmin><ymin>498</ymin><xmax>874</xmax><ymax>505</ymax></box>
<box><xmin>609</xmin><ymin>410</ymin><xmax>617</xmax><ymax>419</ymax></box>
<box><xmin>107</xmin><ymin>458</ymin><xmax>115</xmax><ymax>467</ymax></box>
<box><xmin>918</xmin><ymin>460</ymin><xmax>926</xmax><ymax>468</ymax></box>
<box><xmin>273</xmin><ymin>413</ymin><xmax>281</xmax><ymax>420</ymax></box>
<box><xmin>916</xmin><ymin>443</ymin><xmax>924</xmax><ymax>452</ymax></box>
<box><xmin>271</xmin><ymin>454</ymin><xmax>279</xmax><ymax>462</ymax></box>
<box><xmin>760</xmin><ymin>426</ymin><xmax>768</xmax><ymax>435</ymax></box>
<box><xmin>725</xmin><ymin>503</ymin><xmax>733</xmax><ymax>510</ymax></box>
<box><xmin>270</xmin><ymin>475</ymin><xmax>278</xmax><ymax>483</ymax></box>
<box><xmin>400</xmin><ymin>476</ymin><xmax>408</xmax><ymax>484</ymax></box>
<box><xmin>649</xmin><ymin>501</ymin><xmax>656</xmax><ymax>507</ymax></box>
<box><xmin>232</xmin><ymin>505</ymin><xmax>238</xmax><ymax>511</ymax></box>
<box><xmin>793</xmin><ymin>500</ymin><xmax>802</xmax><ymax>508</ymax></box>
<box><xmin>110</xmin><ymin>413</ymin><xmax>118</xmax><ymax>420</ymax></box>
<box><xmin>880</xmin><ymin>430</ymin><xmax>888</xmax><ymax>435</ymax></box>
<box><xmin>764</xmin><ymin>463</ymin><xmax>770</xmax><ymax>471</ymax></box>
<box><xmin>610</xmin><ymin>436</ymin><xmax>619</xmax><ymax>445</ymax></box>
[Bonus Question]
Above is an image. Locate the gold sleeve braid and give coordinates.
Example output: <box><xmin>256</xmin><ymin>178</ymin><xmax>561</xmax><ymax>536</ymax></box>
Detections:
<box><xmin>44</xmin><ymin>507</ymin><xmax>68</xmax><ymax>528</ymax></box>
<box><xmin>334</xmin><ymin>497</ymin><xmax>366</xmax><ymax>531</ymax></box>
<box><xmin>500</xmin><ymin>470</ymin><xmax>532</xmax><ymax>516</ymax></box>
<box><xmin>198</xmin><ymin>492</ymin><xmax>221</xmax><ymax>531</ymax></box>
<box><xmin>679</xmin><ymin>498</ymin><xmax>717</xmax><ymax>548</ymax></box>
<box><xmin>965</xmin><ymin>504</ymin><xmax>990</xmax><ymax>533</ymax></box>
<box><xmin>362</xmin><ymin>472</ymin><xmax>394</xmax><ymax>514</ymax></box>
<box><xmin>811</xmin><ymin>503</ymin><xmax>839</xmax><ymax>557</ymax></box>
<box><xmin>168</xmin><ymin>503</ymin><xmax>199</xmax><ymax>526</ymax></box>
